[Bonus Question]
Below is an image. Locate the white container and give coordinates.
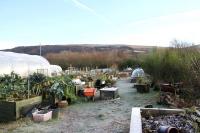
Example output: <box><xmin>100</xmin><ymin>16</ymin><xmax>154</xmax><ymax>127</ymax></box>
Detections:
<box><xmin>32</xmin><ymin>110</ymin><xmax>52</xmax><ymax>122</ymax></box>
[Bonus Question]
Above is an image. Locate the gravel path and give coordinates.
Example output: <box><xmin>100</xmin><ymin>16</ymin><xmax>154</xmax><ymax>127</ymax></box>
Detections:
<box><xmin>2</xmin><ymin>79</ymin><xmax>161</xmax><ymax>133</ymax></box>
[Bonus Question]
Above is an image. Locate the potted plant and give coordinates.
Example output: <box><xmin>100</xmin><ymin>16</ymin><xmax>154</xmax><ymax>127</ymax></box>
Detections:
<box><xmin>48</xmin><ymin>75</ymin><xmax>77</xmax><ymax>107</ymax></box>
<box><xmin>49</xmin><ymin>82</ymin><xmax>68</xmax><ymax>108</ymax></box>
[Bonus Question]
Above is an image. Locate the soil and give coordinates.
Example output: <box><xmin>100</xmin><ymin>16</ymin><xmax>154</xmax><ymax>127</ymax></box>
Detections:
<box><xmin>142</xmin><ymin>114</ymin><xmax>197</xmax><ymax>133</ymax></box>
<box><xmin>0</xmin><ymin>79</ymin><xmax>162</xmax><ymax>133</ymax></box>
<box><xmin>142</xmin><ymin>108</ymin><xmax>200</xmax><ymax>133</ymax></box>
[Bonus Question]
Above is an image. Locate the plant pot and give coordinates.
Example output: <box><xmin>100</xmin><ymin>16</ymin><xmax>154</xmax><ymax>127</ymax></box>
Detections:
<box><xmin>57</xmin><ymin>100</ymin><xmax>68</xmax><ymax>108</ymax></box>
<box><xmin>32</xmin><ymin>110</ymin><xmax>52</xmax><ymax>122</ymax></box>
<box><xmin>51</xmin><ymin>108</ymin><xmax>60</xmax><ymax>119</ymax></box>
<box><xmin>67</xmin><ymin>98</ymin><xmax>72</xmax><ymax>105</ymax></box>
<box><xmin>160</xmin><ymin>83</ymin><xmax>175</xmax><ymax>93</ymax></box>
<box><xmin>77</xmin><ymin>89</ymin><xmax>84</xmax><ymax>97</ymax></box>
<box><xmin>157</xmin><ymin>126</ymin><xmax>178</xmax><ymax>133</ymax></box>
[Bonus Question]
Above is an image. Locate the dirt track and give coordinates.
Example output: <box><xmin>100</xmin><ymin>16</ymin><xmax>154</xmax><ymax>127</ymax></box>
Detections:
<box><xmin>2</xmin><ymin>79</ymin><xmax>161</xmax><ymax>133</ymax></box>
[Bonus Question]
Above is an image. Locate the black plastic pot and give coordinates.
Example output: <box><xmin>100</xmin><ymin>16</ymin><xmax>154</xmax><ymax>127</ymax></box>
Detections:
<box><xmin>157</xmin><ymin>126</ymin><xmax>178</xmax><ymax>133</ymax></box>
<box><xmin>49</xmin><ymin>105</ymin><xmax>60</xmax><ymax>119</ymax></box>
<box><xmin>51</xmin><ymin>108</ymin><xmax>59</xmax><ymax>119</ymax></box>
<box><xmin>78</xmin><ymin>89</ymin><xmax>84</xmax><ymax>97</ymax></box>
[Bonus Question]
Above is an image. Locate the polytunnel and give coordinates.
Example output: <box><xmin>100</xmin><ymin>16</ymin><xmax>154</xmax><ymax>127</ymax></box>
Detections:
<box><xmin>50</xmin><ymin>65</ymin><xmax>63</xmax><ymax>76</ymax></box>
<box><xmin>131</xmin><ymin>68</ymin><xmax>145</xmax><ymax>78</ymax></box>
<box><xmin>0</xmin><ymin>51</ymin><xmax>52</xmax><ymax>77</ymax></box>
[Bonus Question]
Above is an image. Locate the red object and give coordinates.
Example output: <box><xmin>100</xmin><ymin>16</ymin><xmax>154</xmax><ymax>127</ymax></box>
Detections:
<box><xmin>84</xmin><ymin>88</ymin><xmax>96</xmax><ymax>97</ymax></box>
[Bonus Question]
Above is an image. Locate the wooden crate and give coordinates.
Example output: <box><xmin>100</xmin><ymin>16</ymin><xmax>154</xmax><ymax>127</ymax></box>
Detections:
<box><xmin>0</xmin><ymin>96</ymin><xmax>42</xmax><ymax>122</ymax></box>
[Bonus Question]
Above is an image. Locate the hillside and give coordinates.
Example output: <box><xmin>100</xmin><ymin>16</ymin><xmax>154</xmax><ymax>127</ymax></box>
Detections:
<box><xmin>2</xmin><ymin>44</ymin><xmax>154</xmax><ymax>56</ymax></box>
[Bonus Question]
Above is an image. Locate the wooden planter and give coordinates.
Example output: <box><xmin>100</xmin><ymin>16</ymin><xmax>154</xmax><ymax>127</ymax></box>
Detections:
<box><xmin>134</xmin><ymin>84</ymin><xmax>150</xmax><ymax>93</ymax></box>
<box><xmin>0</xmin><ymin>96</ymin><xmax>42</xmax><ymax>122</ymax></box>
<box><xmin>160</xmin><ymin>83</ymin><xmax>175</xmax><ymax>93</ymax></box>
<box><xmin>100</xmin><ymin>87</ymin><xmax>118</xmax><ymax>100</ymax></box>
<box><xmin>129</xmin><ymin>108</ymin><xmax>185</xmax><ymax>133</ymax></box>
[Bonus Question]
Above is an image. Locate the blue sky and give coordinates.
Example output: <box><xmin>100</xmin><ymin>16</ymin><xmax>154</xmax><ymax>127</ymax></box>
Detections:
<box><xmin>0</xmin><ymin>0</ymin><xmax>200</xmax><ymax>49</ymax></box>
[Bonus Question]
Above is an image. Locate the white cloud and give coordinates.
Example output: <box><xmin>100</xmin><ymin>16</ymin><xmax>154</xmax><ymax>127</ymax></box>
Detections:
<box><xmin>70</xmin><ymin>0</ymin><xmax>111</xmax><ymax>24</ymax></box>
<box><xmin>0</xmin><ymin>41</ymin><xmax>17</xmax><ymax>50</ymax></box>
<box><xmin>107</xmin><ymin>10</ymin><xmax>200</xmax><ymax>46</ymax></box>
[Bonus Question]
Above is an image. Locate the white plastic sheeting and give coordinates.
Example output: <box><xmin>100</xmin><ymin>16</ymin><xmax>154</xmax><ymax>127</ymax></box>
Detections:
<box><xmin>131</xmin><ymin>68</ymin><xmax>145</xmax><ymax>78</ymax></box>
<box><xmin>0</xmin><ymin>51</ymin><xmax>52</xmax><ymax>77</ymax></box>
<box><xmin>50</xmin><ymin>65</ymin><xmax>62</xmax><ymax>76</ymax></box>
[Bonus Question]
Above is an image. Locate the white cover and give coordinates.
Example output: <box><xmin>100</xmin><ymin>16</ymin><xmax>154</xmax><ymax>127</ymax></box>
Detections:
<box><xmin>131</xmin><ymin>68</ymin><xmax>145</xmax><ymax>78</ymax></box>
<box><xmin>100</xmin><ymin>87</ymin><xmax>118</xmax><ymax>91</ymax></box>
<box><xmin>0</xmin><ymin>51</ymin><xmax>52</xmax><ymax>77</ymax></box>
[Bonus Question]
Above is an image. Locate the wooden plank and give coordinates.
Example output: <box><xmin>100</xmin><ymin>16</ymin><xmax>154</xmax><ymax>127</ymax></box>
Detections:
<box><xmin>0</xmin><ymin>101</ymin><xmax>16</xmax><ymax>121</ymax></box>
<box><xmin>140</xmin><ymin>108</ymin><xmax>184</xmax><ymax>117</ymax></box>
<box><xmin>129</xmin><ymin>108</ymin><xmax>142</xmax><ymax>133</ymax></box>
<box><xmin>15</xmin><ymin>96</ymin><xmax>42</xmax><ymax>118</ymax></box>
<box><xmin>0</xmin><ymin>96</ymin><xmax>42</xmax><ymax>122</ymax></box>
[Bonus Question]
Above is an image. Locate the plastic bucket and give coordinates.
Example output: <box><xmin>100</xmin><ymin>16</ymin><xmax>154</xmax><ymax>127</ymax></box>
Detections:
<box><xmin>157</xmin><ymin>126</ymin><xmax>178</xmax><ymax>133</ymax></box>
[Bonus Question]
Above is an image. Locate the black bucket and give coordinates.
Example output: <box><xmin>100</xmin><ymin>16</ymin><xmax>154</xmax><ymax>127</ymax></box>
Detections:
<box><xmin>49</xmin><ymin>105</ymin><xmax>60</xmax><ymax>119</ymax></box>
<box><xmin>157</xmin><ymin>126</ymin><xmax>178</xmax><ymax>133</ymax></box>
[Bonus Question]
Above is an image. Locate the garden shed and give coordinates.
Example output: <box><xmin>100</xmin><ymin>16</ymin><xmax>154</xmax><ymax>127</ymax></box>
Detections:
<box><xmin>0</xmin><ymin>51</ymin><xmax>52</xmax><ymax>77</ymax></box>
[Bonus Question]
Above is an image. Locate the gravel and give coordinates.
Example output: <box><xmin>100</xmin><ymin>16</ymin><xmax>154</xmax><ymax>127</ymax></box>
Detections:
<box><xmin>1</xmin><ymin>79</ymin><xmax>162</xmax><ymax>133</ymax></box>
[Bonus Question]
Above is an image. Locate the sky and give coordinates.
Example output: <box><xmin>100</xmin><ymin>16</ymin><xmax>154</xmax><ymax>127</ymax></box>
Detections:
<box><xmin>0</xmin><ymin>0</ymin><xmax>200</xmax><ymax>49</ymax></box>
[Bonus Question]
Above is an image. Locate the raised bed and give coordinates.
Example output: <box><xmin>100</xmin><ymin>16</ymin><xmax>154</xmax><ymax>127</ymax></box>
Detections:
<box><xmin>0</xmin><ymin>96</ymin><xmax>42</xmax><ymax>122</ymax></box>
<box><xmin>129</xmin><ymin>107</ymin><xmax>185</xmax><ymax>133</ymax></box>
<box><xmin>134</xmin><ymin>84</ymin><xmax>150</xmax><ymax>93</ymax></box>
<box><xmin>100</xmin><ymin>87</ymin><xmax>118</xmax><ymax>100</ymax></box>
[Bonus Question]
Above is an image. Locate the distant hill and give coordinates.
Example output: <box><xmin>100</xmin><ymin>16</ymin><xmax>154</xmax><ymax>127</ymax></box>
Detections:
<box><xmin>191</xmin><ymin>44</ymin><xmax>200</xmax><ymax>49</ymax></box>
<box><xmin>2</xmin><ymin>44</ymin><xmax>155</xmax><ymax>56</ymax></box>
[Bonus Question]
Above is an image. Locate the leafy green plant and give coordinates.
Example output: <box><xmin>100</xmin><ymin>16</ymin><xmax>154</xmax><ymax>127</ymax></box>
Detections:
<box><xmin>29</xmin><ymin>73</ymin><xmax>47</xmax><ymax>96</ymax></box>
<box><xmin>96</xmin><ymin>74</ymin><xmax>116</xmax><ymax>87</ymax></box>
<box><xmin>48</xmin><ymin>75</ymin><xmax>76</xmax><ymax>102</ymax></box>
<box><xmin>136</xmin><ymin>76</ymin><xmax>151</xmax><ymax>85</ymax></box>
<box><xmin>49</xmin><ymin>82</ymin><xmax>64</xmax><ymax>100</ymax></box>
<box><xmin>0</xmin><ymin>72</ymin><xmax>27</xmax><ymax>101</ymax></box>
